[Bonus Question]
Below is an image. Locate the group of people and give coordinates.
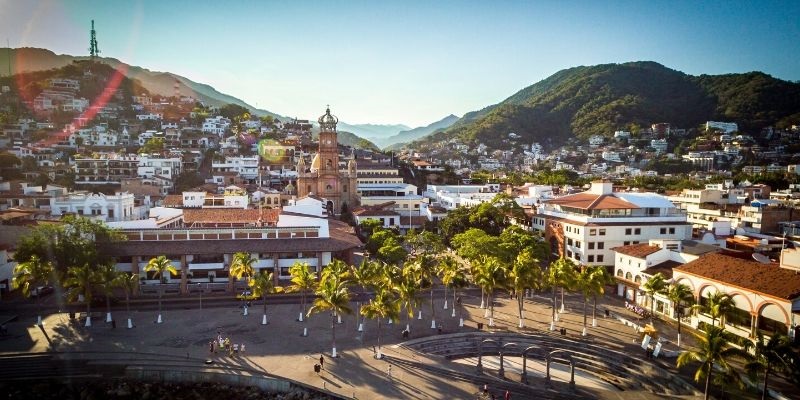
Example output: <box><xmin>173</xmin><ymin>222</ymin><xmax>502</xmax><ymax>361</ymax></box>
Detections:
<box><xmin>624</xmin><ymin>301</ymin><xmax>651</xmax><ymax>319</ymax></box>
<box><xmin>209</xmin><ymin>330</ymin><xmax>245</xmax><ymax>357</ymax></box>
<box><xmin>481</xmin><ymin>384</ymin><xmax>512</xmax><ymax>400</ymax></box>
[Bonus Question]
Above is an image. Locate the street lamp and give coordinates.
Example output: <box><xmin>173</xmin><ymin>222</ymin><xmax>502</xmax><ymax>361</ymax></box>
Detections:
<box><xmin>198</xmin><ymin>283</ymin><xmax>202</xmax><ymax>311</ymax></box>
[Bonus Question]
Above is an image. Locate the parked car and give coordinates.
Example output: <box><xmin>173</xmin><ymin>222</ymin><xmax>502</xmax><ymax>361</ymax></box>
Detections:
<box><xmin>31</xmin><ymin>286</ymin><xmax>54</xmax><ymax>298</ymax></box>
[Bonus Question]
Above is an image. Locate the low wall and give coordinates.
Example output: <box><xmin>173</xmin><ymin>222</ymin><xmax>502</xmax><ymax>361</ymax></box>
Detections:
<box><xmin>126</xmin><ymin>366</ymin><xmax>293</xmax><ymax>393</ymax></box>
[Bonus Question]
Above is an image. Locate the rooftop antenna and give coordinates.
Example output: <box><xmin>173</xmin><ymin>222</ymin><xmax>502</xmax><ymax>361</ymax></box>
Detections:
<box><xmin>89</xmin><ymin>20</ymin><xmax>99</xmax><ymax>59</ymax></box>
<box><xmin>6</xmin><ymin>39</ymin><xmax>10</xmax><ymax>77</ymax></box>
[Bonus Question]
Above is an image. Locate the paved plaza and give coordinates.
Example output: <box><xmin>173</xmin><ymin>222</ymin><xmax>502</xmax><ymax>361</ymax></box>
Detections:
<box><xmin>1</xmin><ymin>289</ymin><xmax>705</xmax><ymax>399</ymax></box>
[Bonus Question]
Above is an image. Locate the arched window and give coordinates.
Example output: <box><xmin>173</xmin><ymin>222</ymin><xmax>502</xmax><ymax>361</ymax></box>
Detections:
<box><xmin>326</xmin><ymin>159</ymin><xmax>333</xmax><ymax>168</ymax></box>
<box><xmin>634</xmin><ymin>275</ymin><xmax>642</xmax><ymax>284</ymax></box>
<box><xmin>616</xmin><ymin>269</ymin><xmax>623</xmax><ymax>277</ymax></box>
<box><xmin>326</xmin><ymin>184</ymin><xmax>333</xmax><ymax>191</ymax></box>
<box><xmin>625</xmin><ymin>272</ymin><xmax>632</xmax><ymax>280</ymax></box>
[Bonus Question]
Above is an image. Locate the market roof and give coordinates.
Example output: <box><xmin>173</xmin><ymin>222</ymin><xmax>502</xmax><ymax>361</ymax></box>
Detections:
<box><xmin>675</xmin><ymin>253</ymin><xmax>800</xmax><ymax>300</ymax></box>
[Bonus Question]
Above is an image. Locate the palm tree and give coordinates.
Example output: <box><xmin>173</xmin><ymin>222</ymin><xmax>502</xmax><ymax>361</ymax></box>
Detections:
<box><xmin>308</xmin><ymin>271</ymin><xmax>351</xmax><ymax>358</ymax></box>
<box><xmin>349</xmin><ymin>259</ymin><xmax>377</xmax><ymax>332</ymax></box>
<box><xmin>701</xmin><ymin>291</ymin><xmax>737</xmax><ymax>328</ymax></box>
<box><xmin>360</xmin><ymin>286</ymin><xmax>400</xmax><ymax>359</ymax></box>
<box><xmin>474</xmin><ymin>255</ymin><xmax>507</xmax><ymax>327</ymax></box>
<box><xmin>287</xmin><ymin>262</ymin><xmax>317</xmax><ymax>324</ymax></box>
<box><xmin>641</xmin><ymin>272</ymin><xmax>668</xmax><ymax>322</ymax></box>
<box><xmin>230</xmin><ymin>252</ymin><xmax>257</xmax><ymax>314</ymax></box>
<box><xmin>676</xmin><ymin>325</ymin><xmax>748</xmax><ymax>400</ymax></box>
<box><xmin>547</xmin><ymin>257</ymin><xmax>577</xmax><ymax>330</ymax></box>
<box><xmin>667</xmin><ymin>283</ymin><xmax>694</xmax><ymax>347</ymax></box>
<box><xmin>745</xmin><ymin>332</ymin><xmax>796</xmax><ymax>400</ymax></box>
<box><xmin>95</xmin><ymin>264</ymin><xmax>120</xmax><ymax>323</ymax></box>
<box><xmin>11</xmin><ymin>255</ymin><xmax>55</xmax><ymax>326</ymax></box>
<box><xmin>114</xmin><ymin>272</ymin><xmax>138</xmax><ymax>329</ymax></box>
<box><xmin>144</xmin><ymin>255</ymin><xmax>177</xmax><ymax>324</ymax></box>
<box><xmin>510</xmin><ymin>248</ymin><xmax>545</xmax><ymax>328</ymax></box>
<box><xmin>395</xmin><ymin>275</ymin><xmax>421</xmax><ymax>334</ymax></box>
<box><xmin>437</xmin><ymin>255</ymin><xmax>458</xmax><ymax>311</ymax></box>
<box><xmin>64</xmin><ymin>264</ymin><xmax>97</xmax><ymax>327</ymax></box>
<box><xmin>441</xmin><ymin>256</ymin><xmax>468</xmax><ymax>322</ymax></box>
<box><xmin>576</xmin><ymin>265</ymin><xmax>609</xmax><ymax>336</ymax></box>
<box><xmin>250</xmin><ymin>270</ymin><xmax>283</xmax><ymax>326</ymax></box>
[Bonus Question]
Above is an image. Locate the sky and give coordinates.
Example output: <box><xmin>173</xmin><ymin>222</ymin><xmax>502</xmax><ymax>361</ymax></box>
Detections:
<box><xmin>1</xmin><ymin>0</ymin><xmax>799</xmax><ymax>127</ymax></box>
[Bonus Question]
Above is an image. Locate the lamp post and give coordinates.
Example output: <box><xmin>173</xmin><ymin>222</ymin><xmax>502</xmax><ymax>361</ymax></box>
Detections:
<box><xmin>198</xmin><ymin>283</ymin><xmax>202</xmax><ymax>311</ymax></box>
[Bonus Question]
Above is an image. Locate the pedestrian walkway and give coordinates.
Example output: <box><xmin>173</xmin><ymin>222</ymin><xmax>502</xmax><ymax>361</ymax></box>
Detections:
<box><xmin>0</xmin><ymin>290</ymin><xmax>706</xmax><ymax>399</ymax></box>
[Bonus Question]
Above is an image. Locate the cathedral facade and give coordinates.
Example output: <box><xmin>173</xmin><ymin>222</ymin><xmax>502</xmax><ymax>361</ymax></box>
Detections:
<box><xmin>296</xmin><ymin>107</ymin><xmax>359</xmax><ymax>215</ymax></box>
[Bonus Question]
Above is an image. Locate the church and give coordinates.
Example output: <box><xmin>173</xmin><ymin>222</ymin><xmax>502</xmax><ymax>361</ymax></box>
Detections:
<box><xmin>296</xmin><ymin>107</ymin><xmax>359</xmax><ymax>215</ymax></box>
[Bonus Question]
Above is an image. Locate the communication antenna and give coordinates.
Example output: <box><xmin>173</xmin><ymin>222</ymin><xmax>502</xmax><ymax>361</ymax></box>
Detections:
<box><xmin>752</xmin><ymin>253</ymin><xmax>771</xmax><ymax>264</ymax></box>
<box><xmin>89</xmin><ymin>20</ymin><xmax>100</xmax><ymax>59</ymax></box>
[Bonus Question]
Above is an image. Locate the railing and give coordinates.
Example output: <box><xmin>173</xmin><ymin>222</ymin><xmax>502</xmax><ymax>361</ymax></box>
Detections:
<box><xmin>123</xmin><ymin>226</ymin><xmax>322</xmax><ymax>241</ymax></box>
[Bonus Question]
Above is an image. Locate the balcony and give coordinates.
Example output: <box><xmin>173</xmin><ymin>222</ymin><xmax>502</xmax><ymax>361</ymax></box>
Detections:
<box><xmin>123</xmin><ymin>226</ymin><xmax>322</xmax><ymax>241</ymax></box>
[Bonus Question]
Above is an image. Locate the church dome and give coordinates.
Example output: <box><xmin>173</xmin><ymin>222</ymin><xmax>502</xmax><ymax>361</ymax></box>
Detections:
<box><xmin>318</xmin><ymin>106</ymin><xmax>338</xmax><ymax>132</ymax></box>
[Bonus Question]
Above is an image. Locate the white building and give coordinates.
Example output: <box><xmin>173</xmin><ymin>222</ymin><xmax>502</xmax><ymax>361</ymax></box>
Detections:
<box><xmin>589</xmin><ymin>135</ymin><xmax>605</xmax><ymax>147</ymax></box>
<box><xmin>136</xmin><ymin>113</ymin><xmax>163</xmax><ymax>121</ymax></box>
<box><xmin>50</xmin><ymin>192</ymin><xmax>139</xmax><ymax>222</ymax></box>
<box><xmin>202</xmin><ymin>116</ymin><xmax>231</xmax><ymax>136</ymax></box>
<box><xmin>212</xmin><ymin>156</ymin><xmax>260</xmax><ymax>182</ymax></box>
<box><xmin>137</xmin><ymin>155</ymin><xmax>183</xmax><ymax>181</ymax></box>
<box><xmin>650</xmin><ymin>139</ymin><xmax>668</xmax><ymax>154</ymax></box>
<box><xmin>706</xmin><ymin>121</ymin><xmax>738</xmax><ymax>134</ymax></box>
<box><xmin>532</xmin><ymin>180</ymin><xmax>691</xmax><ymax>267</ymax></box>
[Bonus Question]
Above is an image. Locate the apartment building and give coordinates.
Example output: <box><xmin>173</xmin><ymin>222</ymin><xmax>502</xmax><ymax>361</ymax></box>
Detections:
<box><xmin>532</xmin><ymin>180</ymin><xmax>691</xmax><ymax>268</ymax></box>
<box><xmin>73</xmin><ymin>153</ymin><xmax>139</xmax><ymax>185</ymax></box>
<box><xmin>212</xmin><ymin>156</ymin><xmax>260</xmax><ymax>182</ymax></box>
<box><xmin>50</xmin><ymin>191</ymin><xmax>138</xmax><ymax>222</ymax></box>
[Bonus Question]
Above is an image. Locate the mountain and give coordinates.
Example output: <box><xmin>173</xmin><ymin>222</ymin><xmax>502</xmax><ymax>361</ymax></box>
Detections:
<box><xmin>336</xmin><ymin>121</ymin><xmax>410</xmax><ymax>142</ymax></box>
<box><xmin>377</xmin><ymin>114</ymin><xmax>459</xmax><ymax>148</ymax></box>
<box><xmin>415</xmin><ymin>61</ymin><xmax>800</xmax><ymax>150</ymax></box>
<box><xmin>0</xmin><ymin>47</ymin><xmax>285</xmax><ymax>118</ymax></box>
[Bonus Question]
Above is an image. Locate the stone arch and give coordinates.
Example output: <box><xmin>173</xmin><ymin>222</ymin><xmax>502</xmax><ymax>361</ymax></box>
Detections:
<box><xmin>697</xmin><ymin>283</ymin><xmax>720</xmax><ymax>300</ymax></box>
<box><xmin>726</xmin><ymin>291</ymin><xmax>754</xmax><ymax>314</ymax></box>
<box><xmin>755</xmin><ymin>301</ymin><xmax>790</xmax><ymax>325</ymax></box>
<box><xmin>674</xmin><ymin>277</ymin><xmax>695</xmax><ymax>294</ymax></box>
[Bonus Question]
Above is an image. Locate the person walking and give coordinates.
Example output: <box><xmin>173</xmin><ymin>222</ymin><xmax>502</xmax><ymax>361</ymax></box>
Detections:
<box><xmin>505</xmin><ymin>389</ymin><xmax>511</xmax><ymax>400</ymax></box>
<box><xmin>319</xmin><ymin>354</ymin><xmax>324</xmax><ymax>370</ymax></box>
<box><xmin>240</xmin><ymin>343</ymin><xmax>245</xmax><ymax>354</ymax></box>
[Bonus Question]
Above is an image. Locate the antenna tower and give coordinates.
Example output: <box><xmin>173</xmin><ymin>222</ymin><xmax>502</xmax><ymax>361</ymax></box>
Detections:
<box><xmin>89</xmin><ymin>20</ymin><xmax>99</xmax><ymax>59</ymax></box>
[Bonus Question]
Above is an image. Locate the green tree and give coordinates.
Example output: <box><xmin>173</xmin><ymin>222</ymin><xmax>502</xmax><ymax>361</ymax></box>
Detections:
<box><xmin>642</xmin><ymin>273</ymin><xmax>668</xmax><ymax>322</ymax></box>
<box><xmin>510</xmin><ymin>248</ymin><xmax>546</xmax><ymax>328</ymax></box>
<box><xmin>576</xmin><ymin>265</ymin><xmax>611</xmax><ymax>336</ymax></box>
<box><xmin>547</xmin><ymin>257</ymin><xmax>578</xmax><ymax>330</ymax></box>
<box><xmin>218</xmin><ymin>103</ymin><xmax>250</xmax><ymax>121</ymax></box>
<box><xmin>11</xmin><ymin>255</ymin><xmax>55</xmax><ymax>326</ymax></box>
<box><xmin>676</xmin><ymin>325</ymin><xmax>748</xmax><ymax>400</ymax></box>
<box><xmin>377</xmin><ymin>236</ymin><xmax>407</xmax><ymax>266</ymax></box>
<box><xmin>138</xmin><ymin>137</ymin><xmax>165</xmax><ymax>154</ymax></box>
<box><xmin>699</xmin><ymin>291</ymin><xmax>737</xmax><ymax>328</ymax></box>
<box><xmin>394</xmin><ymin>273</ymin><xmax>421</xmax><ymax>335</ymax></box>
<box><xmin>287</xmin><ymin>262</ymin><xmax>317</xmax><ymax>324</ymax></box>
<box><xmin>144</xmin><ymin>255</ymin><xmax>178</xmax><ymax>323</ymax></box>
<box><xmin>474</xmin><ymin>255</ymin><xmax>507</xmax><ymax>327</ymax></box>
<box><xmin>744</xmin><ymin>332</ymin><xmax>798</xmax><ymax>400</ymax></box>
<box><xmin>667</xmin><ymin>283</ymin><xmax>694</xmax><ymax>347</ymax></box>
<box><xmin>230</xmin><ymin>252</ymin><xmax>257</xmax><ymax>286</ymax></box>
<box><xmin>114</xmin><ymin>272</ymin><xmax>139</xmax><ymax>328</ymax></box>
<box><xmin>249</xmin><ymin>270</ymin><xmax>283</xmax><ymax>325</ymax></box>
<box><xmin>360</xmin><ymin>286</ymin><xmax>400</xmax><ymax>359</ymax></box>
<box><xmin>64</xmin><ymin>263</ymin><xmax>98</xmax><ymax>327</ymax></box>
<box><xmin>308</xmin><ymin>269</ymin><xmax>352</xmax><ymax>358</ymax></box>
<box><xmin>96</xmin><ymin>263</ymin><xmax>120</xmax><ymax>324</ymax></box>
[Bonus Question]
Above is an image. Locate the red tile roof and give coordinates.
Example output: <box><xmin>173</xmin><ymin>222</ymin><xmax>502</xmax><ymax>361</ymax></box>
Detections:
<box><xmin>183</xmin><ymin>208</ymin><xmax>280</xmax><ymax>225</ymax></box>
<box><xmin>612</xmin><ymin>243</ymin><xmax>662</xmax><ymax>258</ymax></box>
<box><xmin>675</xmin><ymin>253</ymin><xmax>800</xmax><ymax>300</ymax></box>
<box><xmin>546</xmin><ymin>193</ymin><xmax>638</xmax><ymax>210</ymax></box>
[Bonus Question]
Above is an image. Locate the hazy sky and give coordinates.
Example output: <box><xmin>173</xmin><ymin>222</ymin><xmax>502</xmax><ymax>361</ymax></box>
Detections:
<box><xmin>1</xmin><ymin>0</ymin><xmax>799</xmax><ymax>127</ymax></box>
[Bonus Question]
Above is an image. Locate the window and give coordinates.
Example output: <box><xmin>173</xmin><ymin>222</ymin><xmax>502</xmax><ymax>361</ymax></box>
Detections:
<box><xmin>567</xmin><ymin>238</ymin><xmax>573</xmax><ymax>246</ymax></box>
<box><xmin>597</xmin><ymin>242</ymin><xmax>604</xmax><ymax>249</ymax></box>
<box><xmin>597</xmin><ymin>255</ymin><xmax>604</xmax><ymax>262</ymax></box>
<box><xmin>588</xmin><ymin>255</ymin><xmax>595</xmax><ymax>262</ymax></box>
<box><xmin>590</xmin><ymin>229</ymin><xmax>597</xmax><ymax>236</ymax></box>
<box><xmin>599</xmin><ymin>229</ymin><xmax>606</xmax><ymax>236</ymax></box>
<box><xmin>669</xmin><ymin>227</ymin><xmax>675</xmax><ymax>234</ymax></box>
<box><xmin>389</xmin><ymin>218</ymin><xmax>395</xmax><ymax>225</ymax></box>
<box><xmin>576</xmin><ymin>241</ymin><xmax>582</xmax><ymax>248</ymax></box>
<box><xmin>616</xmin><ymin>269</ymin><xmax>623</xmax><ymax>277</ymax></box>
<box><xmin>660</xmin><ymin>228</ymin><xmax>667</xmax><ymax>234</ymax></box>
<box><xmin>634</xmin><ymin>228</ymin><xmax>641</xmax><ymax>235</ymax></box>
<box><xmin>625</xmin><ymin>228</ymin><xmax>632</xmax><ymax>235</ymax></box>
<box><xmin>588</xmin><ymin>242</ymin><xmax>595</xmax><ymax>250</ymax></box>
<box><xmin>566</xmin><ymin>251</ymin><xmax>572</xmax><ymax>258</ymax></box>
<box><xmin>624</xmin><ymin>241</ymin><xmax>630</xmax><ymax>246</ymax></box>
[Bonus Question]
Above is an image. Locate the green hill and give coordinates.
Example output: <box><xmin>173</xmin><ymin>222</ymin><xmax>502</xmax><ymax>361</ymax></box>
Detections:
<box><xmin>416</xmin><ymin>61</ymin><xmax>800</xmax><ymax>150</ymax></box>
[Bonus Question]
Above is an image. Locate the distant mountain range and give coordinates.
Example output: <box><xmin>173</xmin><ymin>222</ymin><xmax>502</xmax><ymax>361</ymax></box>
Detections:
<box><xmin>378</xmin><ymin>114</ymin><xmax>459</xmax><ymax>149</ymax></box>
<box><xmin>414</xmin><ymin>61</ymin><xmax>800</xmax><ymax>150</ymax></box>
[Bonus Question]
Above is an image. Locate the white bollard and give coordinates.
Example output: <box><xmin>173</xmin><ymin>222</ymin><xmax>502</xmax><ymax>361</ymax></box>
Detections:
<box><xmin>358</xmin><ymin>323</ymin><xmax>363</xmax><ymax>332</ymax></box>
<box><xmin>443</xmin><ymin>300</ymin><xmax>448</xmax><ymax>310</ymax></box>
<box><xmin>417</xmin><ymin>311</ymin><xmax>422</xmax><ymax>320</ymax></box>
<box><xmin>480</xmin><ymin>299</ymin><xmax>485</xmax><ymax>309</ymax></box>
<box><xmin>262</xmin><ymin>314</ymin><xmax>268</xmax><ymax>325</ymax></box>
<box><xmin>484</xmin><ymin>309</ymin><xmax>490</xmax><ymax>318</ymax></box>
<box><xmin>430</xmin><ymin>320</ymin><xmax>436</xmax><ymax>329</ymax></box>
<box><xmin>458</xmin><ymin>318</ymin><xmax>464</xmax><ymax>327</ymax></box>
<box><xmin>127</xmin><ymin>318</ymin><xmax>133</xmax><ymax>329</ymax></box>
<box><xmin>560</xmin><ymin>303</ymin><xmax>565</xmax><ymax>313</ymax></box>
<box><xmin>549</xmin><ymin>321</ymin><xmax>555</xmax><ymax>331</ymax></box>
<box><xmin>405</xmin><ymin>323</ymin><xmax>410</xmax><ymax>332</ymax></box>
<box><xmin>582</xmin><ymin>327</ymin><xmax>587</xmax><ymax>336</ymax></box>
<box><xmin>303</xmin><ymin>327</ymin><xmax>308</xmax><ymax>337</ymax></box>
<box><xmin>156</xmin><ymin>314</ymin><xmax>163</xmax><ymax>324</ymax></box>
<box><xmin>85</xmin><ymin>316</ymin><xmax>92</xmax><ymax>327</ymax></box>
<box><xmin>387</xmin><ymin>318</ymin><xmax>393</xmax><ymax>325</ymax></box>
<box><xmin>554</xmin><ymin>313</ymin><xmax>560</xmax><ymax>322</ymax></box>
<box><xmin>337</xmin><ymin>314</ymin><xmax>342</xmax><ymax>324</ymax></box>
<box><xmin>488</xmin><ymin>317</ymin><xmax>494</xmax><ymax>327</ymax></box>
<box><xmin>243</xmin><ymin>306</ymin><xmax>249</xmax><ymax>316</ymax></box>
<box><xmin>298</xmin><ymin>312</ymin><xmax>304</xmax><ymax>322</ymax></box>
<box><xmin>677</xmin><ymin>333</ymin><xmax>681</xmax><ymax>347</ymax></box>
<box><xmin>36</xmin><ymin>315</ymin><xmax>42</xmax><ymax>326</ymax></box>
<box><xmin>518</xmin><ymin>319</ymin><xmax>524</xmax><ymax>329</ymax></box>
<box><xmin>332</xmin><ymin>347</ymin><xmax>337</xmax><ymax>358</ymax></box>
<box><xmin>592</xmin><ymin>318</ymin><xmax>597</xmax><ymax>327</ymax></box>
<box><xmin>451</xmin><ymin>308</ymin><xmax>456</xmax><ymax>318</ymax></box>
<box><xmin>376</xmin><ymin>350</ymin><xmax>383</xmax><ymax>359</ymax></box>
<box><xmin>106</xmin><ymin>312</ymin><xmax>112</xmax><ymax>323</ymax></box>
